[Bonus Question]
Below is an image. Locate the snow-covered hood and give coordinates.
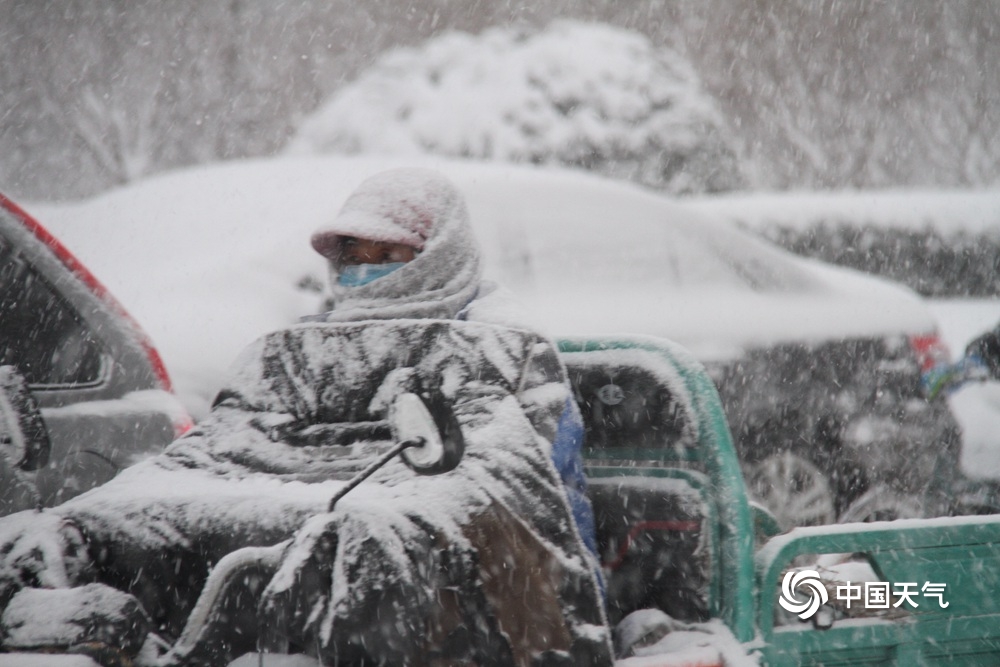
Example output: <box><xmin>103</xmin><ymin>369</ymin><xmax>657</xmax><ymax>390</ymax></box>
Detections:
<box><xmin>315</xmin><ymin>168</ymin><xmax>484</xmax><ymax>322</ymax></box>
<box><xmin>29</xmin><ymin>155</ymin><xmax>936</xmax><ymax>412</ymax></box>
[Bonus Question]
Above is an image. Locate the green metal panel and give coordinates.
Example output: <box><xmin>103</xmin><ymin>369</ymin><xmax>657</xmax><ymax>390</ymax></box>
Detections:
<box><xmin>755</xmin><ymin>515</ymin><xmax>1000</xmax><ymax>665</ymax></box>
<box><xmin>558</xmin><ymin>335</ymin><xmax>756</xmax><ymax>643</ymax></box>
<box><xmin>558</xmin><ymin>336</ymin><xmax>1000</xmax><ymax>664</ymax></box>
<box><xmin>583</xmin><ymin>446</ymin><xmax>704</xmax><ymax>463</ymax></box>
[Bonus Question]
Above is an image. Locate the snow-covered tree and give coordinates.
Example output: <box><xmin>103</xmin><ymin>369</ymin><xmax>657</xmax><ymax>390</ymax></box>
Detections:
<box><xmin>4</xmin><ymin>3</ymin><xmax>998</xmax><ymax>200</ymax></box>
<box><xmin>286</xmin><ymin>20</ymin><xmax>745</xmax><ymax>195</ymax></box>
<box><xmin>683</xmin><ymin>1</ymin><xmax>1000</xmax><ymax>190</ymax></box>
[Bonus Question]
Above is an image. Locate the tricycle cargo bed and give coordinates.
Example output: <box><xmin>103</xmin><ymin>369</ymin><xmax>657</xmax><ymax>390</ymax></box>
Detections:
<box><xmin>1</xmin><ymin>333</ymin><xmax>997</xmax><ymax>667</ymax></box>
<box><xmin>757</xmin><ymin>515</ymin><xmax>1000</xmax><ymax>666</ymax></box>
<box><xmin>560</xmin><ymin>336</ymin><xmax>1000</xmax><ymax>667</ymax></box>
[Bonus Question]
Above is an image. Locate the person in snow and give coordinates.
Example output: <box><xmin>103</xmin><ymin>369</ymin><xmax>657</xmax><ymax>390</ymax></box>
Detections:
<box><xmin>306</xmin><ymin>167</ymin><xmax>599</xmax><ymax>557</ymax></box>
<box><xmin>0</xmin><ymin>169</ymin><xmax>612</xmax><ymax>667</ymax></box>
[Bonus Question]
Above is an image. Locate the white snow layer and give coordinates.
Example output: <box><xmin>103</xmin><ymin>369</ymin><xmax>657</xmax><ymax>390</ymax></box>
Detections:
<box><xmin>0</xmin><ymin>657</ymin><xmax>99</xmax><ymax>667</ymax></box>
<box><xmin>684</xmin><ymin>189</ymin><xmax>1000</xmax><ymax>236</ymax></box>
<box><xmin>1</xmin><ymin>584</ymin><xmax>141</xmax><ymax>648</ymax></box>
<box><xmin>615</xmin><ymin>609</ymin><xmax>758</xmax><ymax>667</ymax></box>
<box><xmin>27</xmin><ymin>155</ymin><xmax>937</xmax><ymax>419</ymax></box>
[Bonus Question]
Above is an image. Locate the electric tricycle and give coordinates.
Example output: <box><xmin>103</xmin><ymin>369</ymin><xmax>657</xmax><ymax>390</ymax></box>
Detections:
<box><xmin>2</xmin><ymin>329</ymin><xmax>1000</xmax><ymax>666</ymax></box>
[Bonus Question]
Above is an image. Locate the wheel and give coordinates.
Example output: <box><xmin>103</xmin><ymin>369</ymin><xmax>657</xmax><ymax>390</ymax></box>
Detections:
<box><xmin>838</xmin><ymin>485</ymin><xmax>924</xmax><ymax>523</ymax></box>
<box><xmin>746</xmin><ymin>451</ymin><xmax>837</xmax><ymax>530</ymax></box>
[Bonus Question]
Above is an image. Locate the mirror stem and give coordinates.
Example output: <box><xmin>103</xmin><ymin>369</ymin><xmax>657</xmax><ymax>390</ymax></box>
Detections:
<box><xmin>327</xmin><ymin>438</ymin><xmax>424</xmax><ymax>512</ymax></box>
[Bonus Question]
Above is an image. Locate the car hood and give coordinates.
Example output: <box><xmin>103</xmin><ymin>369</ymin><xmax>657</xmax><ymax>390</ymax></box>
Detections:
<box><xmin>28</xmin><ymin>154</ymin><xmax>937</xmax><ymax>411</ymax></box>
<box><xmin>456</xmin><ymin>164</ymin><xmax>935</xmax><ymax>360</ymax></box>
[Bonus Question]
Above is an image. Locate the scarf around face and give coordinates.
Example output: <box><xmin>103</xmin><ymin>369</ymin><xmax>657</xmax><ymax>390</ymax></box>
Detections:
<box><xmin>320</xmin><ymin>169</ymin><xmax>484</xmax><ymax>322</ymax></box>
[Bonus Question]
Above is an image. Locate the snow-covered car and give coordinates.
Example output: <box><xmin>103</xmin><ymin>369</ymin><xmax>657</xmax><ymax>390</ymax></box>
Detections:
<box><xmin>0</xmin><ymin>194</ymin><xmax>190</xmax><ymax>516</ymax></box>
<box><xmin>459</xmin><ymin>164</ymin><xmax>962</xmax><ymax>528</ymax></box>
<box><xmin>27</xmin><ymin>155</ymin><xmax>961</xmax><ymax>527</ymax></box>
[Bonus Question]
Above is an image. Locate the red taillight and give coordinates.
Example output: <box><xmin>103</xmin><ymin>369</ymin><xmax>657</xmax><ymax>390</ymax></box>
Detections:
<box><xmin>172</xmin><ymin>412</ymin><xmax>195</xmax><ymax>437</ymax></box>
<box><xmin>909</xmin><ymin>333</ymin><xmax>952</xmax><ymax>372</ymax></box>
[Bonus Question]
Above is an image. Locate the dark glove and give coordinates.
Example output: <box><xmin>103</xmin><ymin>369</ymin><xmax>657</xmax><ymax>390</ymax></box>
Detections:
<box><xmin>257</xmin><ymin>513</ymin><xmax>339</xmax><ymax>654</ymax></box>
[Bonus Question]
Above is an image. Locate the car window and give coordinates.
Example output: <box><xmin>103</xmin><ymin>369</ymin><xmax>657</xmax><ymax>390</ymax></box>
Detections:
<box><xmin>0</xmin><ymin>235</ymin><xmax>105</xmax><ymax>387</ymax></box>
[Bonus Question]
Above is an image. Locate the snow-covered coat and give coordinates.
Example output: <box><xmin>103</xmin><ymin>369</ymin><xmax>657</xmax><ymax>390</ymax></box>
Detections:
<box><xmin>0</xmin><ymin>320</ymin><xmax>611</xmax><ymax>665</ymax></box>
<box><xmin>307</xmin><ymin>167</ymin><xmax>597</xmax><ymax>555</ymax></box>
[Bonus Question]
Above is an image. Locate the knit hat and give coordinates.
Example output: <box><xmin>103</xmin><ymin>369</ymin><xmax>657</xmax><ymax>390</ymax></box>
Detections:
<box><xmin>311</xmin><ymin>169</ymin><xmax>447</xmax><ymax>259</ymax></box>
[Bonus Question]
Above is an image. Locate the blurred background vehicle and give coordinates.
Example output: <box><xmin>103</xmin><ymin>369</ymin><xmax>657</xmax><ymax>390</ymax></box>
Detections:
<box><xmin>0</xmin><ymin>194</ymin><xmax>190</xmax><ymax>516</ymax></box>
<box><xmin>25</xmin><ymin>155</ymin><xmax>964</xmax><ymax>528</ymax></box>
<box><xmin>458</xmin><ymin>164</ymin><xmax>962</xmax><ymax>529</ymax></box>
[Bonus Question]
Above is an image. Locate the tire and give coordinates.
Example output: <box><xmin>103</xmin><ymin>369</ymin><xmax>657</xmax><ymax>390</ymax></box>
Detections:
<box><xmin>746</xmin><ymin>451</ymin><xmax>837</xmax><ymax>530</ymax></box>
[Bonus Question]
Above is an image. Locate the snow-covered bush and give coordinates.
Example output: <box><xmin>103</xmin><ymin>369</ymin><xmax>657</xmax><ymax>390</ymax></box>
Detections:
<box><xmin>287</xmin><ymin>21</ymin><xmax>744</xmax><ymax>195</ymax></box>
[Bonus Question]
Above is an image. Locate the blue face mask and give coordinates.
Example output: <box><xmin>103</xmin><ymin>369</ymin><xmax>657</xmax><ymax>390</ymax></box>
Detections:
<box><xmin>337</xmin><ymin>262</ymin><xmax>407</xmax><ymax>287</ymax></box>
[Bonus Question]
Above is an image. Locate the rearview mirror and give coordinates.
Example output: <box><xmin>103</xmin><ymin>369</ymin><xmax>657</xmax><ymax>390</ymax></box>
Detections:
<box><xmin>390</xmin><ymin>392</ymin><xmax>464</xmax><ymax>475</ymax></box>
<box><xmin>0</xmin><ymin>365</ymin><xmax>50</xmax><ymax>471</ymax></box>
<box><xmin>327</xmin><ymin>391</ymin><xmax>466</xmax><ymax>512</ymax></box>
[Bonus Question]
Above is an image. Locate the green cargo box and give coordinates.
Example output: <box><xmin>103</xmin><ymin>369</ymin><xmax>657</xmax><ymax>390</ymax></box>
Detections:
<box><xmin>560</xmin><ymin>336</ymin><xmax>1000</xmax><ymax>666</ymax></box>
